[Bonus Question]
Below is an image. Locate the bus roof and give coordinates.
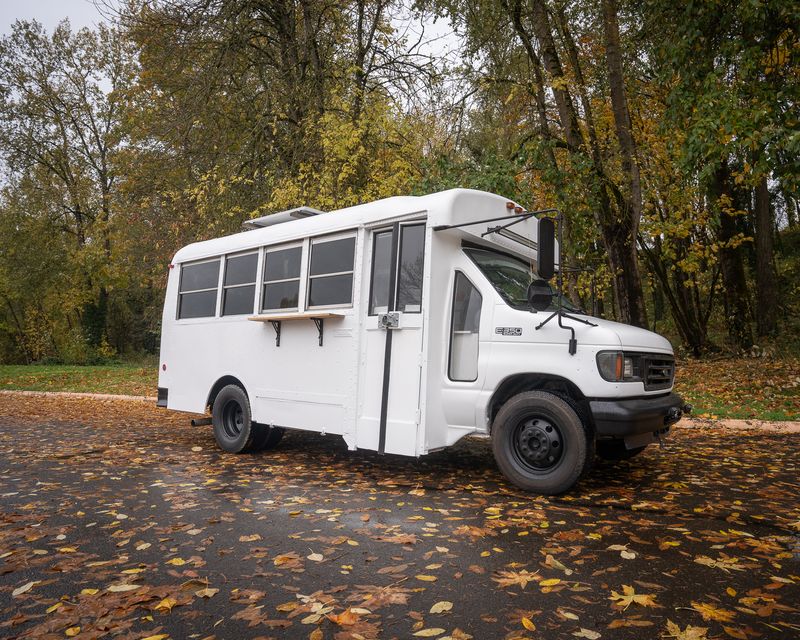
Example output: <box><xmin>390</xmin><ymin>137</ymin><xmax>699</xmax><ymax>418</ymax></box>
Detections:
<box><xmin>171</xmin><ymin>189</ymin><xmax>542</xmax><ymax>264</ymax></box>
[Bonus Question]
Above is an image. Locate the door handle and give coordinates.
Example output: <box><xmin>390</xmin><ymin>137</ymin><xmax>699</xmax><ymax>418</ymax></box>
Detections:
<box><xmin>378</xmin><ymin>312</ymin><xmax>400</xmax><ymax>329</ymax></box>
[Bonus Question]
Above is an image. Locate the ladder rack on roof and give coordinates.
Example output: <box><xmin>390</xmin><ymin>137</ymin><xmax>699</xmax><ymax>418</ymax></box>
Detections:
<box><xmin>242</xmin><ymin>206</ymin><xmax>325</xmax><ymax>230</ymax></box>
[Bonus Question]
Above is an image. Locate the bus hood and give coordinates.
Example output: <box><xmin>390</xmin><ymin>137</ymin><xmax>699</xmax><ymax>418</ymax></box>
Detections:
<box><xmin>524</xmin><ymin>310</ymin><xmax>672</xmax><ymax>353</ymax></box>
<box><xmin>587</xmin><ymin>316</ymin><xmax>673</xmax><ymax>353</ymax></box>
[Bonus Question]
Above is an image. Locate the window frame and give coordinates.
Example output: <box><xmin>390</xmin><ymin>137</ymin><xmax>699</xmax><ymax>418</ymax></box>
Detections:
<box><xmin>447</xmin><ymin>270</ymin><xmax>483</xmax><ymax>383</ymax></box>
<box><xmin>367</xmin><ymin>227</ymin><xmax>394</xmax><ymax>316</ymax></box>
<box><xmin>395</xmin><ymin>222</ymin><xmax>426</xmax><ymax>315</ymax></box>
<box><xmin>220</xmin><ymin>250</ymin><xmax>259</xmax><ymax>317</ymax></box>
<box><xmin>261</xmin><ymin>242</ymin><xmax>304</xmax><ymax>313</ymax></box>
<box><xmin>176</xmin><ymin>256</ymin><xmax>222</xmax><ymax>320</ymax></box>
<box><xmin>306</xmin><ymin>232</ymin><xmax>357</xmax><ymax>310</ymax></box>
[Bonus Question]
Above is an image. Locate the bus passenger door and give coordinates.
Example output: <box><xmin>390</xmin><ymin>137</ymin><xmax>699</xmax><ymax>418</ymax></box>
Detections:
<box><xmin>356</xmin><ymin>221</ymin><xmax>426</xmax><ymax>456</ymax></box>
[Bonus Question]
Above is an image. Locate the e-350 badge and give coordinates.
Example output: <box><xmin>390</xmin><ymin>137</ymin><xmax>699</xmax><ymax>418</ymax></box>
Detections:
<box><xmin>495</xmin><ymin>327</ymin><xmax>522</xmax><ymax>336</ymax></box>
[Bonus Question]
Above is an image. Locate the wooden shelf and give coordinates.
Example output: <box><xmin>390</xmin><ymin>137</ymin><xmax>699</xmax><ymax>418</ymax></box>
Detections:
<box><xmin>248</xmin><ymin>312</ymin><xmax>344</xmax><ymax>346</ymax></box>
<box><xmin>248</xmin><ymin>312</ymin><xmax>344</xmax><ymax>322</ymax></box>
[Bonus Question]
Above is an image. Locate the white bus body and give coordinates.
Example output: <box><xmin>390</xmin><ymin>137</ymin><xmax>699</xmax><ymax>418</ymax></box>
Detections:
<box><xmin>158</xmin><ymin>189</ymin><xmax>689</xmax><ymax>494</ymax></box>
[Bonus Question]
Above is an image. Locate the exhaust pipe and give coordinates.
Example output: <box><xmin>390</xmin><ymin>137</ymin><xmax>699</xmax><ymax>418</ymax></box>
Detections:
<box><xmin>190</xmin><ymin>417</ymin><xmax>212</xmax><ymax>426</ymax></box>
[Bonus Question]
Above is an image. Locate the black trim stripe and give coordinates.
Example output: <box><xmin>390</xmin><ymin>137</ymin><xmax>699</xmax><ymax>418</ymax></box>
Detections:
<box><xmin>377</xmin><ymin>222</ymin><xmax>400</xmax><ymax>454</ymax></box>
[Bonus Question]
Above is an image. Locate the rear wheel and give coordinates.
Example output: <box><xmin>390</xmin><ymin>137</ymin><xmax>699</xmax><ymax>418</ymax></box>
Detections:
<box><xmin>597</xmin><ymin>440</ymin><xmax>647</xmax><ymax>461</ymax></box>
<box><xmin>250</xmin><ymin>424</ymin><xmax>285</xmax><ymax>451</ymax></box>
<box><xmin>212</xmin><ymin>384</ymin><xmax>257</xmax><ymax>453</ymax></box>
<box><xmin>492</xmin><ymin>391</ymin><xmax>590</xmax><ymax>495</ymax></box>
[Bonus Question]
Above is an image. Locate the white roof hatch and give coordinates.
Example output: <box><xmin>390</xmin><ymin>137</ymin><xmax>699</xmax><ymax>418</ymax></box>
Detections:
<box><xmin>242</xmin><ymin>206</ymin><xmax>325</xmax><ymax>230</ymax></box>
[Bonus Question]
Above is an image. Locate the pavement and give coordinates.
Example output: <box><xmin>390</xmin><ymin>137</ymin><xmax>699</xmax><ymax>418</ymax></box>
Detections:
<box><xmin>0</xmin><ymin>392</ymin><xmax>798</xmax><ymax>640</ymax></box>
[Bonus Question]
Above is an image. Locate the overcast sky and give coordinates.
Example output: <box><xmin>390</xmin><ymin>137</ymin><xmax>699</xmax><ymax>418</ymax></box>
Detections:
<box><xmin>0</xmin><ymin>0</ymin><xmax>109</xmax><ymax>35</ymax></box>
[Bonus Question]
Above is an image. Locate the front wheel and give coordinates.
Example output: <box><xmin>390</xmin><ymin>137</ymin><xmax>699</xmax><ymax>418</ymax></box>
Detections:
<box><xmin>492</xmin><ymin>391</ymin><xmax>590</xmax><ymax>495</ymax></box>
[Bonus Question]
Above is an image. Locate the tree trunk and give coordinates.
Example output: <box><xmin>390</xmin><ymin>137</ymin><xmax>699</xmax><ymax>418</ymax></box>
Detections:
<box><xmin>754</xmin><ymin>173</ymin><xmax>777</xmax><ymax>336</ymax></box>
<box><xmin>711</xmin><ymin>161</ymin><xmax>753</xmax><ymax>349</ymax></box>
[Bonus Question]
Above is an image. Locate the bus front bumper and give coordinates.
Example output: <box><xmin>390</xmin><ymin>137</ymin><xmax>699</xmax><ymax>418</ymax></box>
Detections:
<box><xmin>589</xmin><ymin>392</ymin><xmax>690</xmax><ymax>438</ymax></box>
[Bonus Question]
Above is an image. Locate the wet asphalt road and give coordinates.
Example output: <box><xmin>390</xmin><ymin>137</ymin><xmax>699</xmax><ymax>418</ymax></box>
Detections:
<box><xmin>0</xmin><ymin>394</ymin><xmax>798</xmax><ymax>639</ymax></box>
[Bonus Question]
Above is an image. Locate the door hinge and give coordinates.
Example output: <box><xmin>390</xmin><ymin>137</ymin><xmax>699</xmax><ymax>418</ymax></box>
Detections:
<box><xmin>378</xmin><ymin>312</ymin><xmax>400</xmax><ymax>329</ymax></box>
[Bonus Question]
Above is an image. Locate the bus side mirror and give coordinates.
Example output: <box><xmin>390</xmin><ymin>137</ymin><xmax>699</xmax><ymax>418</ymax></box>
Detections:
<box><xmin>527</xmin><ymin>279</ymin><xmax>554</xmax><ymax>312</ymax></box>
<box><xmin>538</xmin><ymin>217</ymin><xmax>555</xmax><ymax>281</ymax></box>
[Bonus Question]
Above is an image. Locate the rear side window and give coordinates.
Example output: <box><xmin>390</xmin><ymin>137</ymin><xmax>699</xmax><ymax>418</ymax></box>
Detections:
<box><xmin>449</xmin><ymin>272</ymin><xmax>482</xmax><ymax>381</ymax></box>
<box><xmin>222</xmin><ymin>253</ymin><xmax>258</xmax><ymax>316</ymax></box>
<box><xmin>263</xmin><ymin>246</ymin><xmax>302</xmax><ymax>311</ymax></box>
<box><xmin>178</xmin><ymin>259</ymin><xmax>220</xmax><ymax>319</ymax></box>
<box><xmin>308</xmin><ymin>236</ymin><xmax>355</xmax><ymax>307</ymax></box>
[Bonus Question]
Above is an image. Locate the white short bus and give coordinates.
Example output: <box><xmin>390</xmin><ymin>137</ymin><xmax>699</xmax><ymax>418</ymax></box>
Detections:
<box><xmin>158</xmin><ymin>188</ymin><xmax>689</xmax><ymax>494</ymax></box>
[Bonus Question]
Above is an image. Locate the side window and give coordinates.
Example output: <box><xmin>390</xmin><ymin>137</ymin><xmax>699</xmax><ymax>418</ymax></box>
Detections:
<box><xmin>449</xmin><ymin>272</ymin><xmax>482</xmax><ymax>381</ymax></box>
<box><xmin>222</xmin><ymin>253</ymin><xmax>257</xmax><ymax>316</ymax></box>
<box><xmin>396</xmin><ymin>224</ymin><xmax>425</xmax><ymax>313</ymax></box>
<box><xmin>369</xmin><ymin>230</ymin><xmax>392</xmax><ymax>315</ymax></box>
<box><xmin>178</xmin><ymin>259</ymin><xmax>220</xmax><ymax>319</ymax></box>
<box><xmin>308</xmin><ymin>236</ymin><xmax>355</xmax><ymax>307</ymax></box>
<box><xmin>262</xmin><ymin>246</ymin><xmax>301</xmax><ymax>311</ymax></box>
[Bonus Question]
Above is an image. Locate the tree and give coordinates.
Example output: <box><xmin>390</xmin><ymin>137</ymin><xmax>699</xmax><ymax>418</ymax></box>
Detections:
<box><xmin>0</xmin><ymin>20</ymin><xmax>135</xmax><ymax>357</ymax></box>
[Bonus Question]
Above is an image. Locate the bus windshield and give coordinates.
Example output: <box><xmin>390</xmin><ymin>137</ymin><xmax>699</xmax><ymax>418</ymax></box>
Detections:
<box><xmin>464</xmin><ymin>246</ymin><xmax>583</xmax><ymax>313</ymax></box>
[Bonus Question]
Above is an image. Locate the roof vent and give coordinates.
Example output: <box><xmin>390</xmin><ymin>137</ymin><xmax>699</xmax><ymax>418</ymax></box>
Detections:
<box><xmin>242</xmin><ymin>206</ymin><xmax>324</xmax><ymax>230</ymax></box>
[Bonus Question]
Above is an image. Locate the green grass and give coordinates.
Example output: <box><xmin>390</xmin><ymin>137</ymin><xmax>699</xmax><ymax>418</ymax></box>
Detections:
<box><xmin>0</xmin><ymin>364</ymin><xmax>158</xmax><ymax>397</ymax></box>
<box><xmin>1</xmin><ymin>356</ymin><xmax>797</xmax><ymax>421</ymax></box>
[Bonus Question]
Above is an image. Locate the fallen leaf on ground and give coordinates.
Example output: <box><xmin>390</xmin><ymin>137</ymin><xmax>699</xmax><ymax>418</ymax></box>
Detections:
<box><xmin>430</xmin><ymin>601</ymin><xmax>453</xmax><ymax>614</ymax></box>
<box><xmin>609</xmin><ymin>585</ymin><xmax>658</xmax><ymax>610</ymax></box>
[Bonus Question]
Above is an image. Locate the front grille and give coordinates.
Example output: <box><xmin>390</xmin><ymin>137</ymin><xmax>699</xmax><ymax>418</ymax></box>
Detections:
<box><xmin>643</xmin><ymin>355</ymin><xmax>674</xmax><ymax>391</ymax></box>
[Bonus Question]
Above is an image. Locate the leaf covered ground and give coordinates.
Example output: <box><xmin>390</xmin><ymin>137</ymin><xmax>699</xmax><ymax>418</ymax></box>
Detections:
<box><xmin>0</xmin><ymin>394</ymin><xmax>798</xmax><ymax>639</ymax></box>
<box><xmin>2</xmin><ymin>356</ymin><xmax>798</xmax><ymax>420</ymax></box>
<box><xmin>674</xmin><ymin>357</ymin><xmax>800</xmax><ymax>421</ymax></box>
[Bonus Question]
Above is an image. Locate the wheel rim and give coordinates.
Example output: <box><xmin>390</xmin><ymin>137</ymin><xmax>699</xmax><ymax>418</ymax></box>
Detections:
<box><xmin>222</xmin><ymin>399</ymin><xmax>245</xmax><ymax>438</ymax></box>
<box><xmin>512</xmin><ymin>416</ymin><xmax>564</xmax><ymax>472</ymax></box>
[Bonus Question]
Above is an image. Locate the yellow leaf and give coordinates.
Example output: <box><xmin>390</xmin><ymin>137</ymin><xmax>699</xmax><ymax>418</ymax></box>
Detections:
<box><xmin>415</xmin><ymin>574</ymin><xmax>437</xmax><ymax>582</ymax></box>
<box><xmin>609</xmin><ymin>585</ymin><xmax>658</xmax><ymax>610</ymax></box>
<box><xmin>309</xmin><ymin>629</ymin><xmax>323</xmax><ymax>640</ymax></box>
<box><xmin>166</xmin><ymin>558</ymin><xmax>186</xmax><ymax>566</ymax></box>
<box><xmin>664</xmin><ymin>619</ymin><xmax>709</xmax><ymax>640</ymax></box>
<box><xmin>80</xmin><ymin>588</ymin><xmax>99</xmax><ymax>595</ymax></box>
<box><xmin>155</xmin><ymin>597</ymin><xmax>177</xmax><ymax>612</ymax></box>
<box><xmin>141</xmin><ymin>635</ymin><xmax>169</xmax><ymax>640</ymax></box>
<box><xmin>46</xmin><ymin>602</ymin><xmax>63</xmax><ymax>613</ymax></box>
<box><xmin>122</xmin><ymin>568</ymin><xmax>145</xmax><ymax>574</ymax></box>
<box><xmin>107</xmin><ymin>584</ymin><xmax>141</xmax><ymax>592</ymax></box>
<box><xmin>58</xmin><ymin>547</ymin><xmax>77</xmax><ymax>553</ymax></box>
<box><xmin>540</xmin><ymin>578</ymin><xmax>562</xmax><ymax>587</ymax></box>
<box><xmin>522</xmin><ymin>617</ymin><xmax>536</xmax><ymax>631</ymax></box>
<box><xmin>65</xmin><ymin>627</ymin><xmax>80</xmax><ymax>637</ymax></box>
<box><xmin>430</xmin><ymin>601</ymin><xmax>453</xmax><ymax>614</ymax></box>
<box><xmin>12</xmin><ymin>581</ymin><xmax>39</xmax><ymax>597</ymax></box>
<box><xmin>689</xmin><ymin>601</ymin><xmax>736</xmax><ymax>623</ymax></box>
<box><xmin>413</xmin><ymin>629</ymin><xmax>446</xmax><ymax>637</ymax></box>
<box><xmin>239</xmin><ymin>534</ymin><xmax>261</xmax><ymax>542</ymax></box>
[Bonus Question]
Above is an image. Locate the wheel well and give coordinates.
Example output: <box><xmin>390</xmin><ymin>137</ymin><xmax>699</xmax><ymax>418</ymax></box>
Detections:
<box><xmin>488</xmin><ymin>374</ymin><xmax>592</xmax><ymax>433</ymax></box>
<box><xmin>206</xmin><ymin>375</ymin><xmax>247</xmax><ymax>411</ymax></box>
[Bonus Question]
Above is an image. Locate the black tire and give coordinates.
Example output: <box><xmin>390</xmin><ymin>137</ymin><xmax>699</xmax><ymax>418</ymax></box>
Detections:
<box><xmin>597</xmin><ymin>440</ymin><xmax>647</xmax><ymax>461</ymax></box>
<box><xmin>250</xmin><ymin>424</ymin><xmax>285</xmax><ymax>451</ymax></box>
<box><xmin>212</xmin><ymin>384</ymin><xmax>257</xmax><ymax>453</ymax></box>
<box><xmin>492</xmin><ymin>391</ymin><xmax>590</xmax><ymax>495</ymax></box>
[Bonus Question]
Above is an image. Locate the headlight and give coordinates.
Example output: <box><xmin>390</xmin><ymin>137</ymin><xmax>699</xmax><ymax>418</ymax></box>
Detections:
<box><xmin>597</xmin><ymin>351</ymin><xmax>642</xmax><ymax>382</ymax></box>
